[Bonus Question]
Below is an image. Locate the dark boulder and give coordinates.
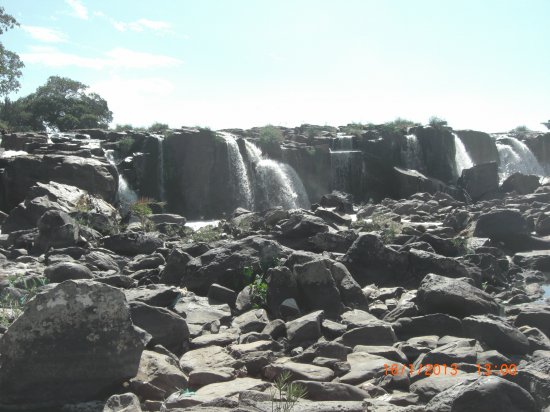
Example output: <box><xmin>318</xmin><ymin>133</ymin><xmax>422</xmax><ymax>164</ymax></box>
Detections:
<box><xmin>458</xmin><ymin>162</ymin><xmax>499</xmax><ymax>201</ymax></box>
<box><xmin>319</xmin><ymin>191</ymin><xmax>354</xmax><ymax>214</ymax></box>
<box><xmin>426</xmin><ymin>375</ymin><xmax>536</xmax><ymax>412</ymax></box>
<box><xmin>2</xmin><ymin>181</ymin><xmax>117</xmax><ymax>234</ymax></box>
<box><xmin>292</xmin><ymin>258</ymin><xmax>345</xmax><ymax>318</ymax></box>
<box><xmin>102</xmin><ymin>232</ymin><xmax>164</xmax><ymax>256</ymax></box>
<box><xmin>500</xmin><ymin>173</ymin><xmax>540</xmax><ymax>195</ymax></box>
<box><xmin>0</xmin><ymin>280</ymin><xmax>146</xmax><ymax>408</ymax></box>
<box><xmin>393</xmin><ymin>167</ymin><xmax>453</xmax><ymax>199</ymax></box>
<box><xmin>455</xmin><ymin>130</ymin><xmax>499</xmax><ymax>165</ymax></box>
<box><xmin>473</xmin><ymin>209</ymin><xmax>529</xmax><ymax>239</ymax></box>
<box><xmin>463</xmin><ymin>315</ymin><xmax>530</xmax><ymax>355</ymax></box>
<box><xmin>36</xmin><ymin>210</ymin><xmax>80</xmax><ymax>251</ymax></box>
<box><xmin>0</xmin><ymin>154</ymin><xmax>117</xmax><ymax>212</ymax></box>
<box><xmin>342</xmin><ymin>233</ymin><xmax>409</xmax><ymax>287</ymax></box>
<box><xmin>44</xmin><ymin>262</ymin><xmax>94</xmax><ymax>283</ymax></box>
<box><xmin>129</xmin><ymin>302</ymin><xmax>189</xmax><ymax>355</ymax></box>
<box><xmin>183</xmin><ymin>236</ymin><xmax>291</xmax><ymax>294</ymax></box>
<box><xmin>417</xmin><ymin>274</ymin><xmax>500</xmax><ymax>318</ymax></box>
<box><xmin>393</xmin><ymin>314</ymin><xmax>463</xmax><ymax>340</ymax></box>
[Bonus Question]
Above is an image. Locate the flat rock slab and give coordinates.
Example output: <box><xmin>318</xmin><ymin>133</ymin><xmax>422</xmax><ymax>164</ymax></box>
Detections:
<box><xmin>179</xmin><ymin>345</ymin><xmax>240</xmax><ymax>374</ymax></box>
<box><xmin>0</xmin><ymin>280</ymin><xmax>145</xmax><ymax>407</ymax></box>
<box><xmin>195</xmin><ymin>377</ymin><xmax>269</xmax><ymax>399</ymax></box>
<box><xmin>264</xmin><ymin>360</ymin><xmax>335</xmax><ymax>382</ymax></box>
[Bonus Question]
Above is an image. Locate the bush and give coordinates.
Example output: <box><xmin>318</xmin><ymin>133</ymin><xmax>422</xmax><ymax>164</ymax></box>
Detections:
<box><xmin>511</xmin><ymin>125</ymin><xmax>530</xmax><ymax>137</ymax></box>
<box><xmin>148</xmin><ymin>122</ymin><xmax>169</xmax><ymax>133</ymax></box>
<box><xmin>352</xmin><ymin>213</ymin><xmax>403</xmax><ymax>243</ymax></box>
<box><xmin>385</xmin><ymin>117</ymin><xmax>420</xmax><ymax>131</ymax></box>
<box><xmin>114</xmin><ymin>124</ymin><xmax>134</xmax><ymax>131</ymax></box>
<box><xmin>116</xmin><ymin>137</ymin><xmax>135</xmax><ymax>157</ymax></box>
<box><xmin>340</xmin><ymin>122</ymin><xmax>367</xmax><ymax>136</ymax></box>
<box><xmin>131</xmin><ymin>198</ymin><xmax>153</xmax><ymax>230</ymax></box>
<box><xmin>428</xmin><ymin>116</ymin><xmax>448</xmax><ymax>128</ymax></box>
<box><xmin>189</xmin><ymin>225</ymin><xmax>223</xmax><ymax>243</ymax></box>
<box><xmin>259</xmin><ymin>125</ymin><xmax>284</xmax><ymax>146</ymax></box>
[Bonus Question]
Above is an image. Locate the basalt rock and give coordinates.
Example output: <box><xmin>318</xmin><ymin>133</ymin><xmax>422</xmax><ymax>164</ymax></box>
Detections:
<box><xmin>0</xmin><ymin>280</ymin><xmax>146</xmax><ymax>408</ymax></box>
<box><xmin>0</xmin><ymin>154</ymin><xmax>117</xmax><ymax>212</ymax></box>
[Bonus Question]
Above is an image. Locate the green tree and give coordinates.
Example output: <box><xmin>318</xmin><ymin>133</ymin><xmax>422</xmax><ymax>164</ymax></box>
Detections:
<box><xmin>543</xmin><ymin>120</ymin><xmax>550</xmax><ymax>130</ymax></box>
<box><xmin>429</xmin><ymin>116</ymin><xmax>448</xmax><ymax>128</ymax></box>
<box><xmin>0</xmin><ymin>7</ymin><xmax>24</xmax><ymax>96</ymax></box>
<box><xmin>114</xmin><ymin>124</ymin><xmax>134</xmax><ymax>131</ymax></box>
<box><xmin>259</xmin><ymin>125</ymin><xmax>284</xmax><ymax>145</ymax></box>
<box><xmin>1</xmin><ymin>76</ymin><xmax>113</xmax><ymax>131</ymax></box>
<box><xmin>148</xmin><ymin>122</ymin><xmax>169</xmax><ymax>133</ymax></box>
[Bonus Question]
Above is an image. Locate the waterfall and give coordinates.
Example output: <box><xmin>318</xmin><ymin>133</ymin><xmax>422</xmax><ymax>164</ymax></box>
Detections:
<box><xmin>332</xmin><ymin>133</ymin><xmax>353</xmax><ymax>151</ymax></box>
<box><xmin>153</xmin><ymin>135</ymin><xmax>166</xmax><ymax>202</ymax></box>
<box><xmin>244</xmin><ymin>140</ymin><xmax>310</xmax><ymax>210</ymax></box>
<box><xmin>403</xmin><ymin>134</ymin><xmax>423</xmax><ymax>170</ymax></box>
<box><xmin>330</xmin><ymin>150</ymin><xmax>362</xmax><ymax>192</ymax></box>
<box><xmin>496</xmin><ymin>135</ymin><xmax>546</xmax><ymax>180</ymax></box>
<box><xmin>219</xmin><ymin>132</ymin><xmax>254</xmax><ymax>209</ymax></box>
<box><xmin>453</xmin><ymin>133</ymin><xmax>474</xmax><ymax>177</ymax></box>
<box><xmin>105</xmin><ymin>149</ymin><xmax>138</xmax><ymax>212</ymax></box>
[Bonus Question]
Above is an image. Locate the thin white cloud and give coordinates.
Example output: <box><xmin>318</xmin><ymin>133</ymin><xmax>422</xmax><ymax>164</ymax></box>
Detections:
<box><xmin>65</xmin><ymin>0</ymin><xmax>88</xmax><ymax>20</ymax></box>
<box><xmin>111</xmin><ymin>18</ymin><xmax>172</xmax><ymax>34</ymax></box>
<box><xmin>22</xmin><ymin>26</ymin><xmax>67</xmax><ymax>43</ymax></box>
<box><xmin>21</xmin><ymin>46</ymin><xmax>182</xmax><ymax>70</ymax></box>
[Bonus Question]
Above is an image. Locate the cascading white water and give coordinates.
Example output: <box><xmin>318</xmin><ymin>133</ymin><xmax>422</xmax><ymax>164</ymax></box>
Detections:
<box><xmin>219</xmin><ymin>132</ymin><xmax>254</xmax><ymax>209</ymax></box>
<box><xmin>330</xmin><ymin>150</ymin><xmax>362</xmax><ymax>192</ymax></box>
<box><xmin>153</xmin><ymin>135</ymin><xmax>166</xmax><ymax>202</ymax></box>
<box><xmin>496</xmin><ymin>135</ymin><xmax>546</xmax><ymax>180</ymax></box>
<box><xmin>403</xmin><ymin>134</ymin><xmax>423</xmax><ymax>170</ymax></box>
<box><xmin>105</xmin><ymin>149</ymin><xmax>138</xmax><ymax>212</ymax></box>
<box><xmin>333</xmin><ymin>133</ymin><xmax>353</xmax><ymax>150</ymax></box>
<box><xmin>330</xmin><ymin>134</ymin><xmax>361</xmax><ymax>192</ymax></box>
<box><xmin>244</xmin><ymin>140</ymin><xmax>310</xmax><ymax>209</ymax></box>
<box><xmin>453</xmin><ymin>133</ymin><xmax>474</xmax><ymax>177</ymax></box>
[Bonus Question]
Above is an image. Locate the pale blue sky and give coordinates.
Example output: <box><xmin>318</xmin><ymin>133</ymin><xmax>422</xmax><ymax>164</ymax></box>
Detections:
<box><xmin>2</xmin><ymin>0</ymin><xmax>549</xmax><ymax>131</ymax></box>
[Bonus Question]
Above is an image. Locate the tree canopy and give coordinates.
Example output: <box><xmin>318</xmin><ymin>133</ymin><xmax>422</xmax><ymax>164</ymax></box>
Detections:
<box><xmin>0</xmin><ymin>7</ymin><xmax>24</xmax><ymax>96</ymax></box>
<box><xmin>0</xmin><ymin>76</ymin><xmax>113</xmax><ymax>131</ymax></box>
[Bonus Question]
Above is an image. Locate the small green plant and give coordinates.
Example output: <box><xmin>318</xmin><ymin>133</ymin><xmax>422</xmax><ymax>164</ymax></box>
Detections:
<box><xmin>131</xmin><ymin>198</ymin><xmax>153</xmax><ymax>231</ymax></box>
<box><xmin>481</xmin><ymin>281</ymin><xmax>489</xmax><ymax>291</ymax></box>
<box><xmin>0</xmin><ymin>275</ymin><xmax>49</xmax><ymax>327</ymax></box>
<box><xmin>270</xmin><ymin>371</ymin><xmax>307</xmax><ymax>412</ymax></box>
<box><xmin>242</xmin><ymin>258</ymin><xmax>280</xmax><ymax>309</ymax></box>
<box><xmin>451</xmin><ymin>236</ymin><xmax>472</xmax><ymax>255</ymax></box>
<box><xmin>352</xmin><ymin>213</ymin><xmax>402</xmax><ymax>243</ymax></box>
<box><xmin>189</xmin><ymin>225</ymin><xmax>223</xmax><ymax>243</ymax></box>
<box><xmin>116</xmin><ymin>137</ymin><xmax>136</xmax><ymax>157</ymax></box>
<box><xmin>243</xmin><ymin>266</ymin><xmax>268</xmax><ymax>309</ymax></box>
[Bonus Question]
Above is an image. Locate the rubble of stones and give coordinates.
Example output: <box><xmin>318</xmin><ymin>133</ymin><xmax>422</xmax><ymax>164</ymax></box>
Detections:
<box><xmin>0</xmin><ymin>131</ymin><xmax>549</xmax><ymax>412</ymax></box>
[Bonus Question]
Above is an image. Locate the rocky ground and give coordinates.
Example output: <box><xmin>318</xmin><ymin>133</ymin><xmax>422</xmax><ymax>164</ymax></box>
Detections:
<box><xmin>0</xmin><ymin>132</ymin><xmax>550</xmax><ymax>411</ymax></box>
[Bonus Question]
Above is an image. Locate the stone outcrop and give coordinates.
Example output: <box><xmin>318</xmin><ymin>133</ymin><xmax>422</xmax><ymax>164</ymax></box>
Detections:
<box><xmin>0</xmin><ymin>154</ymin><xmax>117</xmax><ymax>212</ymax></box>
<box><xmin>0</xmin><ymin>280</ymin><xmax>146</xmax><ymax>408</ymax></box>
